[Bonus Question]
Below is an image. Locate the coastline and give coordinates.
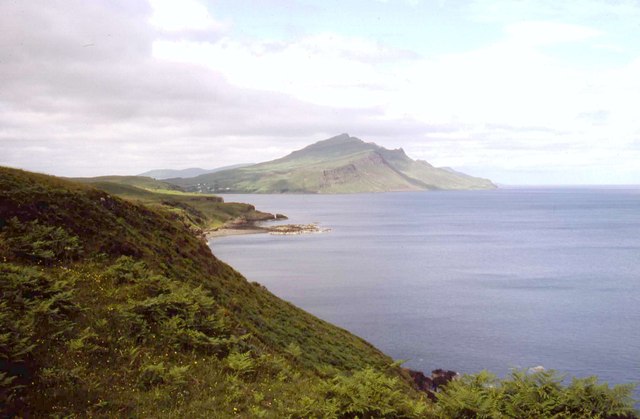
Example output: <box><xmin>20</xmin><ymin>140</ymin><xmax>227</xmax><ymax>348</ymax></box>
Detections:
<box><xmin>206</xmin><ymin>227</ymin><xmax>268</xmax><ymax>238</ymax></box>
<box><xmin>206</xmin><ymin>220</ymin><xmax>330</xmax><ymax>240</ymax></box>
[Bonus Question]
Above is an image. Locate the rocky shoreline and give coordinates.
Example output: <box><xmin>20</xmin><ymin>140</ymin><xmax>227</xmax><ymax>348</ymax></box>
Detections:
<box><xmin>267</xmin><ymin>223</ymin><xmax>331</xmax><ymax>235</ymax></box>
<box><xmin>206</xmin><ymin>215</ymin><xmax>330</xmax><ymax>239</ymax></box>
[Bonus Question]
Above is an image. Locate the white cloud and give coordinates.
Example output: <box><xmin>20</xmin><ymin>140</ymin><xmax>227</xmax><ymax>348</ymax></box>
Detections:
<box><xmin>151</xmin><ymin>18</ymin><xmax>611</xmax><ymax>131</ymax></box>
<box><xmin>504</xmin><ymin>21</ymin><xmax>601</xmax><ymax>46</ymax></box>
<box><xmin>152</xmin><ymin>33</ymin><xmax>408</xmax><ymax>107</ymax></box>
<box><xmin>468</xmin><ymin>0</ymin><xmax>640</xmax><ymax>24</ymax></box>
<box><xmin>148</xmin><ymin>0</ymin><xmax>226</xmax><ymax>32</ymax></box>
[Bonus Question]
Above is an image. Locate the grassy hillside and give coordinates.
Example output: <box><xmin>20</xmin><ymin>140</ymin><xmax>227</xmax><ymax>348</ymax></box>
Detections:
<box><xmin>1</xmin><ymin>166</ymin><xmax>636</xmax><ymax>418</ymax></box>
<box><xmin>0</xmin><ymin>167</ymin><xmax>429</xmax><ymax>417</ymax></box>
<box><xmin>71</xmin><ymin>175</ymin><xmax>184</xmax><ymax>192</ymax></box>
<box><xmin>74</xmin><ymin>177</ymin><xmax>277</xmax><ymax>232</ymax></box>
<box><xmin>170</xmin><ymin>134</ymin><xmax>496</xmax><ymax>194</ymax></box>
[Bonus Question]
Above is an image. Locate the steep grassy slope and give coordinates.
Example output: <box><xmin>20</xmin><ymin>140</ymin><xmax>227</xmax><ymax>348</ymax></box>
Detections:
<box><xmin>170</xmin><ymin>134</ymin><xmax>496</xmax><ymax>194</ymax></box>
<box><xmin>0</xmin><ymin>167</ymin><xmax>428</xmax><ymax>417</ymax></box>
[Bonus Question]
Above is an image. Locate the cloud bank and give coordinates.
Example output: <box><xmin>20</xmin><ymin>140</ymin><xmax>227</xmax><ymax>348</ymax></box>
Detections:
<box><xmin>1</xmin><ymin>0</ymin><xmax>639</xmax><ymax>184</ymax></box>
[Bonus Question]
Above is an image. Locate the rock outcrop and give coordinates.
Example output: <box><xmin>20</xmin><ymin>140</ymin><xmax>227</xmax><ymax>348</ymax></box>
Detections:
<box><xmin>407</xmin><ymin>368</ymin><xmax>460</xmax><ymax>400</ymax></box>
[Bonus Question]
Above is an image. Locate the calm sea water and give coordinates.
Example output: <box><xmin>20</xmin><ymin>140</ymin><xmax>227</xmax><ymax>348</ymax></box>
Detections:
<box><xmin>210</xmin><ymin>188</ymin><xmax>640</xmax><ymax>387</ymax></box>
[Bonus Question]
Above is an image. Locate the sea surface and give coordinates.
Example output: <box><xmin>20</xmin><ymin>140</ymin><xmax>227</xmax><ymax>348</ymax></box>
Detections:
<box><xmin>210</xmin><ymin>188</ymin><xmax>640</xmax><ymax>388</ymax></box>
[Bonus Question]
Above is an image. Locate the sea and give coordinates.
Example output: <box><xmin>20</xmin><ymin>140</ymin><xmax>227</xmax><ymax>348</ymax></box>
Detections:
<box><xmin>210</xmin><ymin>188</ymin><xmax>640</xmax><ymax>389</ymax></box>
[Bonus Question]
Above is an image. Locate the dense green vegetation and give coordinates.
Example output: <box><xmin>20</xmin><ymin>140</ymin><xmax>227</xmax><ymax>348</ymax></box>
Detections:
<box><xmin>436</xmin><ymin>371</ymin><xmax>637</xmax><ymax>418</ymax></box>
<box><xmin>0</xmin><ymin>167</ymin><xmax>422</xmax><ymax>417</ymax></box>
<box><xmin>0</xmin><ymin>166</ymin><xmax>637</xmax><ymax>417</ymax></box>
<box><xmin>169</xmin><ymin>134</ymin><xmax>496</xmax><ymax>194</ymax></box>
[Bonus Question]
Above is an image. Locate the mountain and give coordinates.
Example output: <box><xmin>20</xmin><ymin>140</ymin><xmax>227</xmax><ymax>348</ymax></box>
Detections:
<box><xmin>169</xmin><ymin>134</ymin><xmax>496</xmax><ymax>194</ymax></box>
<box><xmin>138</xmin><ymin>164</ymin><xmax>252</xmax><ymax>180</ymax></box>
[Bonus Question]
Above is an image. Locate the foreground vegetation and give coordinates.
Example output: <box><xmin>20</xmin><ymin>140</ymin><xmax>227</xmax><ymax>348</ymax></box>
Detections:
<box><xmin>1</xmin><ymin>166</ymin><xmax>637</xmax><ymax>417</ymax></box>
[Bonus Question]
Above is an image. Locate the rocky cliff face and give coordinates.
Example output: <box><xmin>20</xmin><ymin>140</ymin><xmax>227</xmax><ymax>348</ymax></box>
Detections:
<box><xmin>322</xmin><ymin>163</ymin><xmax>360</xmax><ymax>187</ymax></box>
<box><xmin>320</xmin><ymin>152</ymin><xmax>390</xmax><ymax>189</ymax></box>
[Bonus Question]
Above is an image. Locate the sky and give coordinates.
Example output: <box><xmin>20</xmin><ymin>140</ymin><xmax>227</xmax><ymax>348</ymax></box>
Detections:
<box><xmin>2</xmin><ymin>0</ymin><xmax>640</xmax><ymax>184</ymax></box>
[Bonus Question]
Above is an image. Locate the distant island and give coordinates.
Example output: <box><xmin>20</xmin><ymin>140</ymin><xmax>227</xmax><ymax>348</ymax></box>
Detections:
<box><xmin>168</xmin><ymin>133</ymin><xmax>496</xmax><ymax>194</ymax></box>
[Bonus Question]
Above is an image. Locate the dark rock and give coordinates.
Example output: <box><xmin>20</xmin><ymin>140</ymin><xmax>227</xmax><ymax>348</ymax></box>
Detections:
<box><xmin>406</xmin><ymin>368</ymin><xmax>459</xmax><ymax>400</ymax></box>
<box><xmin>432</xmin><ymin>369</ymin><xmax>459</xmax><ymax>390</ymax></box>
<box><xmin>407</xmin><ymin>369</ymin><xmax>433</xmax><ymax>392</ymax></box>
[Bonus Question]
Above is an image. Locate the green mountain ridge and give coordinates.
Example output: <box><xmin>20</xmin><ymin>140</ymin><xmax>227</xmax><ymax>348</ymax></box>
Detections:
<box><xmin>170</xmin><ymin>134</ymin><xmax>496</xmax><ymax>194</ymax></box>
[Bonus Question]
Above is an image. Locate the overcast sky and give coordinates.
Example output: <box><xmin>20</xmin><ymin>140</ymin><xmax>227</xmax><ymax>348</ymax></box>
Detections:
<box><xmin>2</xmin><ymin>0</ymin><xmax>640</xmax><ymax>184</ymax></box>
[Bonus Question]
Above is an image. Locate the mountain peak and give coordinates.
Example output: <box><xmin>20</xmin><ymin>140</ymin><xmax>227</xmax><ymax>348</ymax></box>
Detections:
<box><xmin>334</xmin><ymin>133</ymin><xmax>351</xmax><ymax>140</ymax></box>
<box><xmin>312</xmin><ymin>133</ymin><xmax>361</xmax><ymax>146</ymax></box>
<box><xmin>281</xmin><ymin>134</ymin><xmax>370</xmax><ymax>161</ymax></box>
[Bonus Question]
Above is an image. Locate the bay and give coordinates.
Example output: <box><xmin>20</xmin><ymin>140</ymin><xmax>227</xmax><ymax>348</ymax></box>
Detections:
<box><xmin>210</xmin><ymin>188</ymin><xmax>640</xmax><ymax>387</ymax></box>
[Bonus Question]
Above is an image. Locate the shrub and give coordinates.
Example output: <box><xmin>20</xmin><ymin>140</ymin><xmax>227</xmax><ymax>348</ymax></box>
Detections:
<box><xmin>296</xmin><ymin>368</ymin><xmax>430</xmax><ymax>418</ymax></box>
<box><xmin>159</xmin><ymin>316</ymin><xmax>230</xmax><ymax>355</ymax></box>
<box><xmin>103</xmin><ymin>256</ymin><xmax>148</xmax><ymax>284</ymax></box>
<box><xmin>435</xmin><ymin>370</ymin><xmax>638</xmax><ymax>418</ymax></box>
<box><xmin>104</xmin><ymin>257</ymin><xmax>237</xmax><ymax>356</ymax></box>
<box><xmin>1</xmin><ymin>217</ymin><xmax>82</xmax><ymax>264</ymax></box>
<box><xmin>138</xmin><ymin>362</ymin><xmax>168</xmax><ymax>390</ymax></box>
<box><xmin>0</xmin><ymin>264</ymin><xmax>79</xmax><ymax>410</ymax></box>
<box><xmin>285</xmin><ymin>342</ymin><xmax>303</xmax><ymax>361</ymax></box>
<box><xmin>225</xmin><ymin>351</ymin><xmax>255</xmax><ymax>376</ymax></box>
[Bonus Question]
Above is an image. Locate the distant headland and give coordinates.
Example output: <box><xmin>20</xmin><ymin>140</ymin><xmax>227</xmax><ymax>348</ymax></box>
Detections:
<box><xmin>166</xmin><ymin>134</ymin><xmax>496</xmax><ymax>194</ymax></box>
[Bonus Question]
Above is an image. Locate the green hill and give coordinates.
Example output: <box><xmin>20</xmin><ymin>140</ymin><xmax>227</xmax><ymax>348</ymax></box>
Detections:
<box><xmin>170</xmin><ymin>134</ymin><xmax>496</xmax><ymax>194</ymax></box>
<box><xmin>0</xmin><ymin>167</ymin><xmax>426</xmax><ymax>417</ymax></box>
<box><xmin>1</xmin><ymin>167</ymin><xmax>636</xmax><ymax>418</ymax></box>
<box><xmin>72</xmin><ymin>178</ymin><xmax>277</xmax><ymax>232</ymax></box>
